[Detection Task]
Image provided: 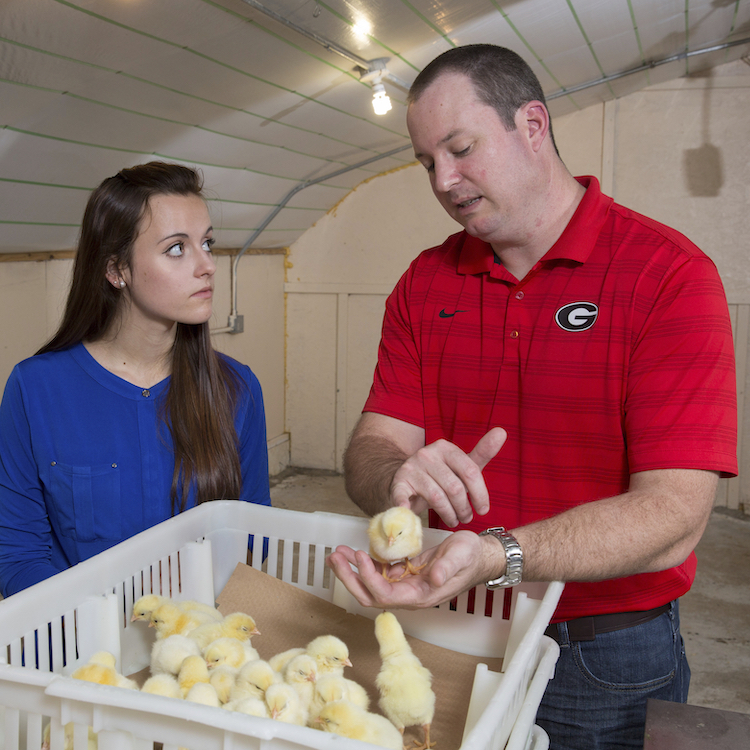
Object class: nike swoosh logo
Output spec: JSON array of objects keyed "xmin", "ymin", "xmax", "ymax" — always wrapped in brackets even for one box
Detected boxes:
[{"xmin": 439, "ymin": 309, "xmax": 467, "ymax": 318}]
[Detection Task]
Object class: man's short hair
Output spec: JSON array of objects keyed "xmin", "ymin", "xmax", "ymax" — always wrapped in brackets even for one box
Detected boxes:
[{"xmin": 408, "ymin": 44, "xmax": 553, "ymax": 139}]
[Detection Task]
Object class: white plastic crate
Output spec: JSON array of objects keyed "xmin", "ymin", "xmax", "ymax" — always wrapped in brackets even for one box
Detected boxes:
[{"xmin": 0, "ymin": 501, "xmax": 562, "ymax": 750}]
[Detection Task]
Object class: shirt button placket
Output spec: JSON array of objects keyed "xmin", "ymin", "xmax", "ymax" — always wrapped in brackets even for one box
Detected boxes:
[{"xmin": 509, "ymin": 287, "xmax": 524, "ymax": 340}]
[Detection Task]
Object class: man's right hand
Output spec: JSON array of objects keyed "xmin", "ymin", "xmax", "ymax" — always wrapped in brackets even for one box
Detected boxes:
[
  {"xmin": 390, "ymin": 427, "xmax": 507, "ymax": 526},
  {"xmin": 343, "ymin": 412, "xmax": 506, "ymax": 526}
]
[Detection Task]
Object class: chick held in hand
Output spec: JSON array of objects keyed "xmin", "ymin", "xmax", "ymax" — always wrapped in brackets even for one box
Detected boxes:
[
  {"xmin": 375, "ymin": 611, "xmax": 436, "ymax": 750},
  {"xmin": 315, "ymin": 700, "xmax": 403, "ymax": 750},
  {"xmin": 368, "ymin": 507, "xmax": 426, "ymax": 582}
]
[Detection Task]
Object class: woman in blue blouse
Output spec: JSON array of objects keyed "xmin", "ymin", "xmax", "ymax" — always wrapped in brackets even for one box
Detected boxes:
[{"xmin": 0, "ymin": 162, "xmax": 271, "ymax": 597}]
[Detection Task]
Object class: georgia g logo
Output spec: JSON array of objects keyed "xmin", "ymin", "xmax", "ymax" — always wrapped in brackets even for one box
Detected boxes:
[{"xmin": 555, "ymin": 302, "xmax": 599, "ymax": 332}]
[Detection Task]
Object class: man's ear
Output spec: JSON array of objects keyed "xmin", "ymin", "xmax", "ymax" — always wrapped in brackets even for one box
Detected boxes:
[{"xmin": 519, "ymin": 101, "xmax": 550, "ymax": 153}]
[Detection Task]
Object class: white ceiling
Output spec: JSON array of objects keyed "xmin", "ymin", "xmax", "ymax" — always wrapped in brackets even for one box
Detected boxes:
[{"xmin": 1, "ymin": 0, "xmax": 749, "ymax": 254}]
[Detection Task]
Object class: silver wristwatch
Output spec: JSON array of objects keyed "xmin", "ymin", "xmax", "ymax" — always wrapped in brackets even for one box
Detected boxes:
[{"xmin": 478, "ymin": 527, "xmax": 523, "ymax": 588}]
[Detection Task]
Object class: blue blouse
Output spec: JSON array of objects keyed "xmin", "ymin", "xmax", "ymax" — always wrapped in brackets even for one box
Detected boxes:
[{"xmin": 0, "ymin": 342, "xmax": 271, "ymax": 597}]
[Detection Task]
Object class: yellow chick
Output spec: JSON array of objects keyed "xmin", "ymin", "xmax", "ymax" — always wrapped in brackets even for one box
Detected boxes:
[
  {"xmin": 149, "ymin": 602, "xmax": 208, "ymax": 639},
  {"xmin": 268, "ymin": 646, "xmax": 305, "ymax": 674},
  {"xmin": 177, "ymin": 654, "xmax": 210, "ymax": 697},
  {"xmin": 141, "ymin": 673, "xmax": 183, "ymax": 700},
  {"xmin": 368, "ymin": 507, "xmax": 426, "ymax": 582},
  {"xmin": 188, "ymin": 612, "xmax": 260, "ymax": 651},
  {"xmin": 225, "ymin": 696, "xmax": 269, "ymax": 718},
  {"xmin": 209, "ymin": 664, "xmax": 238, "ymax": 704},
  {"xmin": 203, "ymin": 637, "xmax": 251, "ymax": 671},
  {"xmin": 229, "ymin": 659, "xmax": 280, "ymax": 703},
  {"xmin": 306, "ymin": 634, "xmax": 352, "ymax": 676},
  {"xmin": 315, "ymin": 700, "xmax": 402, "ymax": 750},
  {"xmin": 177, "ymin": 599, "xmax": 223, "ymax": 622},
  {"xmin": 185, "ymin": 682, "xmax": 221, "ymax": 707},
  {"xmin": 42, "ymin": 721, "xmax": 97, "ymax": 750},
  {"xmin": 375, "ymin": 611, "xmax": 435, "ymax": 750},
  {"xmin": 265, "ymin": 682, "xmax": 308, "ymax": 726},
  {"xmin": 131, "ymin": 594, "xmax": 168, "ymax": 622},
  {"xmin": 132, "ymin": 595, "xmax": 222, "ymax": 623},
  {"xmin": 310, "ymin": 673, "xmax": 370, "ymax": 723},
  {"xmin": 71, "ymin": 651, "xmax": 138, "ymax": 690},
  {"xmin": 308, "ymin": 674, "xmax": 369, "ymax": 729},
  {"xmin": 151, "ymin": 634, "xmax": 202, "ymax": 676},
  {"xmin": 283, "ymin": 654, "xmax": 318, "ymax": 709}
]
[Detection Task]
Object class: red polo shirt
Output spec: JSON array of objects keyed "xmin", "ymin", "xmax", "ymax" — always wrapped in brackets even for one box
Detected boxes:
[{"xmin": 364, "ymin": 176, "xmax": 737, "ymax": 621}]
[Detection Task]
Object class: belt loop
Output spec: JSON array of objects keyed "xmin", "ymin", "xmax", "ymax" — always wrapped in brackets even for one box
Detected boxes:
[
  {"xmin": 545, "ymin": 621, "xmax": 572, "ymax": 646},
  {"xmin": 559, "ymin": 621, "xmax": 574, "ymax": 645}
]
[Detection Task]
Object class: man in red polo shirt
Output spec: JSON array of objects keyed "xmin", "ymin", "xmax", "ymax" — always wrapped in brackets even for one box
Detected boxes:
[{"xmin": 326, "ymin": 44, "xmax": 737, "ymax": 749}]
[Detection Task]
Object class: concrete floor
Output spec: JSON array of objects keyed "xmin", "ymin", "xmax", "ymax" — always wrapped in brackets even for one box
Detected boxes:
[{"xmin": 270, "ymin": 469, "xmax": 750, "ymax": 715}]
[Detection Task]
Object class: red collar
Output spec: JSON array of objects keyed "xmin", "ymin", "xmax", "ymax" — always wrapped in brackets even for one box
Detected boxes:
[{"xmin": 457, "ymin": 176, "xmax": 613, "ymax": 275}]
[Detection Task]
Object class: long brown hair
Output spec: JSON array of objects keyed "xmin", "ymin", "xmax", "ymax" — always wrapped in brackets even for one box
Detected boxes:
[{"xmin": 37, "ymin": 161, "xmax": 242, "ymax": 511}]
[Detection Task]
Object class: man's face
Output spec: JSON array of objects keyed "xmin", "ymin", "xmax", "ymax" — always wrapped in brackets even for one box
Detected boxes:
[{"xmin": 407, "ymin": 72, "xmax": 536, "ymax": 250}]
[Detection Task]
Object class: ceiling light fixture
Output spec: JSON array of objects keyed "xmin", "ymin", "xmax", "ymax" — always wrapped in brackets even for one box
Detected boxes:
[
  {"xmin": 371, "ymin": 80, "xmax": 392, "ymax": 115},
  {"xmin": 358, "ymin": 58, "xmax": 395, "ymax": 115},
  {"xmin": 239, "ymin": 1, "xmax": 408, "ymax": 116}
]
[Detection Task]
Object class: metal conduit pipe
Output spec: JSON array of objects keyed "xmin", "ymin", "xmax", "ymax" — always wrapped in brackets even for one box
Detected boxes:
[
  {"xmin": 547, "ymin": 36, "xmax": 750, "ymax": 100},
  {"xmin": 212, "ymin": 142, "xmax": 412, "ymax": 334}
]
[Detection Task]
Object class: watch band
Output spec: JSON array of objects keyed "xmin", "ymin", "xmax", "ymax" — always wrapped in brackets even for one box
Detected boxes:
[{"xmin": 478, "ymin": 527, "xmax": 523, "ymax": 589}]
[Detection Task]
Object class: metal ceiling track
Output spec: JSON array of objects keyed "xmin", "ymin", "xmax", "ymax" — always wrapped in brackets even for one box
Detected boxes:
[{"xmin": 239, "ymin": 0, "xmax": 409, "ymax": 89}]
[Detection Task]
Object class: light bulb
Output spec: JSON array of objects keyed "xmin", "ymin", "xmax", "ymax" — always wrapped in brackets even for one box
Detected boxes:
[{"xmin": 372, "ymin": 83, "xmax": 392, "ymax": 115}]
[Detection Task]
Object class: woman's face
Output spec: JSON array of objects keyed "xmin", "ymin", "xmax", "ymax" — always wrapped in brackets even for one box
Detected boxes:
[{"xmin": 119, "ymin": 193, "xmax": 216, "ymax": 332}]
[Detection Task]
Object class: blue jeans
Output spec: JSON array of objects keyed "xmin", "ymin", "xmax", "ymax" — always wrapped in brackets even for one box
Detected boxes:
[{"xmin": 536, "ymin": 601, "xmax": 690, "ymax": 750}]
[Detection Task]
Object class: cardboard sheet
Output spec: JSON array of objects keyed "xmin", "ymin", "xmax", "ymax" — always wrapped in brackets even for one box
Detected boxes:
[{"xmin": 217, "ymin": 562, "xmax": 503, "ymax": 750}]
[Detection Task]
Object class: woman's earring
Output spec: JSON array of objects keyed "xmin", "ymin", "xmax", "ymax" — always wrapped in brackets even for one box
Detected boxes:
[{"xmin": 119, "ymin": 280, "xmax": 126, "ymax": 288}]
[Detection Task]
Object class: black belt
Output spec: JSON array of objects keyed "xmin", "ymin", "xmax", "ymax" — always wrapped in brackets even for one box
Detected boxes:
[{"xmin": 545, "ymin": 603, "xmax": 671, "ymax": 643}]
